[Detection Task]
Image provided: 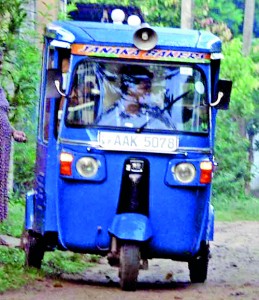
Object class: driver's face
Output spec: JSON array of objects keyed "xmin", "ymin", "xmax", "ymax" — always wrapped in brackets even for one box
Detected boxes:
[
  {"xmin": 128, "ymin": 80, "xmax": 151, "ymax": 99},
  {"xmin": 125, "ymin": 80, "xmax": 151, "ymax": 114}
]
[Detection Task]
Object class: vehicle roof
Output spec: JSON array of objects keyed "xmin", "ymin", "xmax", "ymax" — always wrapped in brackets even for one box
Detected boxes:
[{"xmin": 49, "ymin": 21, "xmax": 222, "ymax": 53}]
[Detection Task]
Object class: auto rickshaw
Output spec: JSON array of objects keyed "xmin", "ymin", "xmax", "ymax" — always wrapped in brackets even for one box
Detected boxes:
[{"xmin": 23, "ymin": 6, "xmax": 232, "ymax": 291}]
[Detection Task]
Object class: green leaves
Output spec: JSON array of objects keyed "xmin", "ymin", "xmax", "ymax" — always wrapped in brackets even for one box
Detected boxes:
[
  {"xmin": 194, "ymin": 0, "xmax": 243, "ymax": 35},
  {"xmin": 0, "ymin": 0, "xmax": 40, "ymax": 195},
  {"xmin": 72, "ymin": 0, "xmax": 181, "ymax": 27},
  {"xmin": 221, "ymin": 39, "xmax": 256, "ymax": 119},
  {"xmin": 213, "ymin": 38, "xmax": 257, "ymax": 202},
  {"xmin": 140, "ymin": 0, "xmax": 181, "ymax": 27},
  {"xmin": 0, "ymin": 0, "xmax": 28, "ymax": 47},
  {"xmin": 0, "ymin": 247, "xmax": 39, "ymax": 293},
  {"xmin": 213, "ymin": 113, "xmax": 251, "ymax": 202}
]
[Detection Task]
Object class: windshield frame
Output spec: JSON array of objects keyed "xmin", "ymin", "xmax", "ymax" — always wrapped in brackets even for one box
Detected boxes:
[{"xmin": 64, "ymin": 57, "xmax": 210, "ymax": 135}]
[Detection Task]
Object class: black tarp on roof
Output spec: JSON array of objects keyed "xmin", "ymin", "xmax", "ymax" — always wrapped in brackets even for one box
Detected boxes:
[{"xmin": 68, "ymin": 3, "xmax": 145, "ymax": 23}]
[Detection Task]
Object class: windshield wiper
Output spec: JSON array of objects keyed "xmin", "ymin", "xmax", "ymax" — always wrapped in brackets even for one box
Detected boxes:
[
  {"xmin": 135, "ymin": 90, "xmax": 191, "ymax": 133},
  {"xmin": 164, "ymin": 90, "xmax": 191, "ymax": 112}
]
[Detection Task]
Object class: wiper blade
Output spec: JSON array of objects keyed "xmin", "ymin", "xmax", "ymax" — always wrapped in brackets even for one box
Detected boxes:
[
  {"xmin": 135, "ymin": 90, "xmax": 190, "ymax": 133},
  {"xmin": 163, "ymin": 90, "xmax": 191, "ymax": 112}
]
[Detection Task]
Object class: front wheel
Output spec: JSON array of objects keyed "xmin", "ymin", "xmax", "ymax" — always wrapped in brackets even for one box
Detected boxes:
[
  {"xmin": 119, "ymin": 243, "xmax": 140, "ymax": 291},
  {"xmin": 188, "ymin": 241, "xmax": 210, "ymax": 283},
  {"xmin": 22, "ymin": 230, "xmax": 45, "ymax": 269}
]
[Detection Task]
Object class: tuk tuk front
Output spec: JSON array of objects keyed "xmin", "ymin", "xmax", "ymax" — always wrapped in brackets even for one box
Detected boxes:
[{"xmin": 24, "ymin": 9, "xmax": 232, "ymax": 291}]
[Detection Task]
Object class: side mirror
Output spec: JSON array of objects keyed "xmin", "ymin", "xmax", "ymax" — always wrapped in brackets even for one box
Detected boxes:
[
  {"xmin": 46, "ymin": 69, "xmax": 64, "ymax": 98},
  {"xmin": 210, "ymin": 79, "xmax": 232, "ymax": 110}
]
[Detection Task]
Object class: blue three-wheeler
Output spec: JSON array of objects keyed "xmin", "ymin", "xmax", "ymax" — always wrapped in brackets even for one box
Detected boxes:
[{"xmin": 23, "ymin": 7, "xmax": 232, "ymax": 291}]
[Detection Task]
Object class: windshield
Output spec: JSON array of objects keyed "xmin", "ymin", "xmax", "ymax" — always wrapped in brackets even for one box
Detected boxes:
[{"xmin": 65, "ymin": 59, "xmax": 209, "ymax": 133}]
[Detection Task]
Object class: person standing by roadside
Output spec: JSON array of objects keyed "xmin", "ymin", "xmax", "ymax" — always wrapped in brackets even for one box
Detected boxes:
[{"xmin": 0, "ymin": 50, "xmax": 27, "ymax": 234}]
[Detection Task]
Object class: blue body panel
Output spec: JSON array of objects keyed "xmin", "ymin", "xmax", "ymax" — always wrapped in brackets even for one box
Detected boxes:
[
  {"xmin": 25, "ymin": 192, "xmax": 34, "ymax": 230},
  {"xmin": 29, "ymin": 20, "xmax": 220, "ymax": 260},
  {"xmin": 55, "ymin": 146, "xmax": 212, "ymax": 257}
]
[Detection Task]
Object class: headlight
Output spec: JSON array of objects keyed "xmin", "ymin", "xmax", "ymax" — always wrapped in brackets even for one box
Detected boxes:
[
  {"xmin": 76, "ymin": 157, "xmax": 99, "ymax": 178},
  {"xmin": 173, "ymin": 163, "xmax": 196, "ymax": 183}
]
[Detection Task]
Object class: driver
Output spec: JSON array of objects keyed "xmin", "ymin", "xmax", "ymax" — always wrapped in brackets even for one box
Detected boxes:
[{"xmin": 97, "ymin": 65, "xmax": 174, "ymax": 130}]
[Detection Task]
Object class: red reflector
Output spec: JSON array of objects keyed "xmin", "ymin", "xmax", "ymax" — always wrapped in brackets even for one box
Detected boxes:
[
  {"xmin": 60, "ymin": 153, "xmax": 73, "ymax": 176},
  {"xmin": 200, "ymin": 161, "xmax": 213, "ymax": 184}
]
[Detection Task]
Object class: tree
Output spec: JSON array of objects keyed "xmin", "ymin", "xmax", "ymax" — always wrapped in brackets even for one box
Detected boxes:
[
  {"xmin": 67, "ymin": 0, "xmax": 181, "ymax": 27},
  {"xmin": 194, "ymin": 0, "xmax": 243, "ymax": 36},
  {"xmin": 193, "ymin": 0, "xmax": 258, "ymax": 196},
  {"xmin": 213, "ymin": 39, "xmax": 257, "ymax": 201},
  {"xmin": 181, "ymin": 0, "xmax": 194, "ymax": 29},
  {"xmin": 242, "ymin": 0, "xmax": 255, "ymax": 56},
  {"xmin": 241, "ymin": 0, "xmax": 257, "ymax": 193}
]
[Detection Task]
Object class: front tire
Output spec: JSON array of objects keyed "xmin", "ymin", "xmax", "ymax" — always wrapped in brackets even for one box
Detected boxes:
[
  {"xmin": 119, "ymin": 243, "xmax": 140, "ymax": 291},
  {"xmin": 22, "ymin": 230, "xmax": 45, "ymax": 269},
  {"xmin": 188, "ymin": 241, "xmax": 210, "ymax": 283}
]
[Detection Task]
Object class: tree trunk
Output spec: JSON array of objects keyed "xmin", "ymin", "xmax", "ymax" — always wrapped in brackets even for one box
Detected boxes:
[
  {"xmin": 181, "ymin": 0, "xmax": 194, "ymax": 29},
  {"xmin": 242, "ymin": 0, "xmax": 255, "ymax": 56},
  {"xmin": 242, "ymin": 0, "xmax": 255, "ymax": 193}
]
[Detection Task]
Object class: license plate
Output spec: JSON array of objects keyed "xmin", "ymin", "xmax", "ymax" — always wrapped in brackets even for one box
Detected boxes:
[{"xmin": 98, "ymin": 131, "xmax": 179, "ymax": 153}]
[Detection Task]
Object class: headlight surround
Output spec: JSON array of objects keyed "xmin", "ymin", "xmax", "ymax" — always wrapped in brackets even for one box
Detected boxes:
[
  {"xmin": 173, "ymin": 163, "xmax": 196, "ymax": 184},
  {"xmin": 76, "ymin": 157, "xmax": 99, "ymax": 178}
]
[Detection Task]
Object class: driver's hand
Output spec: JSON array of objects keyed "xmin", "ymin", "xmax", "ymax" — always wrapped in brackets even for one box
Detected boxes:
[{"xmin": 12, "ymin": 130, "xmax": 27, "ymax": 143}]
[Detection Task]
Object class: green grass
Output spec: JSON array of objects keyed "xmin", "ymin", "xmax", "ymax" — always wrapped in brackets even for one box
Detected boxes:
[
  {"xmin": 214, "ymin": 197, "xmax": 259, "ymax": 221},
  {"xmin": 0, "ymin": 197, "xmax": 25, "ymax": 237},
  {"xmin": 0, "ymin": 246, "xmax": 98, "ymax": 293},
  {"xmin": 0, "ymin": 246, "xmax": 41, "ymax": 293},
  {"xmin": 42, "ymin": 251, "xmax": 99, "ymax": 277}
]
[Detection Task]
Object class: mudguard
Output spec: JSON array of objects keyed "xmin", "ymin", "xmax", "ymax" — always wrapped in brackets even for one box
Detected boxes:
[
  {"xmin": 109, "ymin": 213, "xmax": 152, "ymax": 242},
  {"xmin": 25, "ymin": 191, "xmax": 35, "ymax": 230},
  {"xmin": 207, "ymin": 204, "xmax": 214, "ymax": 241}
]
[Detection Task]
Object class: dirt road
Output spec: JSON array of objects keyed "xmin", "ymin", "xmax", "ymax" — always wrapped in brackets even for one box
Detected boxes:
[{"xmin": 1, "ymin": 221, "xmax": 259, "ymax": 300}]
